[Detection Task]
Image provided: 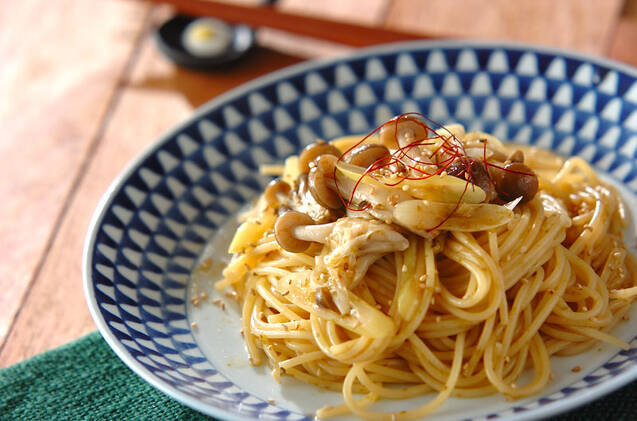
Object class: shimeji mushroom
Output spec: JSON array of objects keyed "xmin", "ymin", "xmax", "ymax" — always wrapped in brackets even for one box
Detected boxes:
[
  {"xmin": 379, "ymin": 114, "xmax": 429, "ymax": 149},
  {"xmin": 298, "ymin": 140, "xmax": 340, "ymax": 174},
  {"xmin": 343, "ymin": 143, "xmax": 391, "ymax": 169},
  {"xmin": 489, "ymin": 162, "xmax": 539, "ymax": 203},
  {"xmin": 274, "ymin": 210, "xmax": 336, "ymax": 252},
  {"xmin": 308, "ymin": 154, "xmax": 343, "ymax": 210},
  {"xmin": 264, "ymin": 179, "xmax": 291, "ymax": 206}
]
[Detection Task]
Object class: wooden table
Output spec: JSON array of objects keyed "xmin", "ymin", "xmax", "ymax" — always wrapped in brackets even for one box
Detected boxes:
[{"xmin": 1, "ymin": 0, "xmax": 637, "ymax": 368}]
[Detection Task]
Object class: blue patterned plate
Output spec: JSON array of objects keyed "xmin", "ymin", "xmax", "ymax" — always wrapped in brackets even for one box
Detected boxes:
[{"xmin": 83, "ymin": 41, "xmax": 637, "ymax": 420}]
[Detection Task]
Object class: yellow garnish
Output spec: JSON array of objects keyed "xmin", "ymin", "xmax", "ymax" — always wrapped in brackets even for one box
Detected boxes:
[
  {"xmin": 228, "ymin": 209, "xmax": 276, "ymax": 253},
  {"xmin": 192, "ymin": 25, "xmax": 217, "ymax": 41}
]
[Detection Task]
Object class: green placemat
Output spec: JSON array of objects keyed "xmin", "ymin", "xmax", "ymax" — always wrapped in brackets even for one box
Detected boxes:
[{"xmin": 0, "ymin": 332, "xmax": 635, "ymax": 420}]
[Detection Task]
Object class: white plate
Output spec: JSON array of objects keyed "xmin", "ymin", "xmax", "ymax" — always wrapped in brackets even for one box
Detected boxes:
[{"xmin": 84, "ymin": 41, "xmax": 637, "ymax": 420}]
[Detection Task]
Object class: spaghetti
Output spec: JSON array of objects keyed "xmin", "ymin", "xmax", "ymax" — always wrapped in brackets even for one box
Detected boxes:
[{"xmin": 213, "ymin": 114, "xmax": 637, "ymax": 420}]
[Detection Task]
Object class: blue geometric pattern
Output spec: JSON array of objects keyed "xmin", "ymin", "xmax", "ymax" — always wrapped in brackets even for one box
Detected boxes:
[{"xmin": 84, "ymin": 41, "xmax": 637, "ymax": 420}]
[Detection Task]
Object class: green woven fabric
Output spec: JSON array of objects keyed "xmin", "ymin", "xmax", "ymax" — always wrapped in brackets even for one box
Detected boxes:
[
  {"xmin": 0, "ymin": 331, "xmax": 635, "ymax": 420},
  {"xmin": 0, "ymin": 332, "xmax": 208, "ymax": 421}
]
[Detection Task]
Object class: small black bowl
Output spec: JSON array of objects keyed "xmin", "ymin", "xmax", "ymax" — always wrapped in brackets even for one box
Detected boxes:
[{"xmin": 155, "ymin": 15, "xmax": 255, "ymax": 71}]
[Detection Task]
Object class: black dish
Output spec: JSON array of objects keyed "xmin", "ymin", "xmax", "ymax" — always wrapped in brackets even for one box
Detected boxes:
[{"xmin": 155, "ymin": 15, "xmax": 255, "ymax": 71}]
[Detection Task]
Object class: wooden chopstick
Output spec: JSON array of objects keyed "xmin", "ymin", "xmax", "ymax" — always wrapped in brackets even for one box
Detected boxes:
[{"xmin": 148, "ymin": 0, "xmax": 430, "ymax": 47}]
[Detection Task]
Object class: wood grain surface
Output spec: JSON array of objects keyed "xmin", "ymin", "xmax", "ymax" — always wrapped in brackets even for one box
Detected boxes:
[
  {"xmin": 1, "ymin": 0, "xmax": 636, "ymax": 367},
  {"xmin": 609, "ymin": 5, "xmax": 637, "ymax": 67},
  {"xmin": 0, "ymin": 4, "xmax": 302, "ymax": 365},
  {"xmin": 384, "ymin": 0, "xmax": 624, "ymax": 54},
  {"xmin": 0, "ymin": 0, "xmax": 150, "ymax": 353}
]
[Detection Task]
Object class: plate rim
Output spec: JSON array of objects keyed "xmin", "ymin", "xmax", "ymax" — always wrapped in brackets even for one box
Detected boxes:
[{"xmin": 83, "ymin": 39, "xmax": 637, "ymax": 421}]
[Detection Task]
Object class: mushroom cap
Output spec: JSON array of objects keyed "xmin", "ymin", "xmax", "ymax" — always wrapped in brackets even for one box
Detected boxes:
[
  {"xmin": 298, "ymin": 140, "xmax": 341, "ymax": 174},
  {"xmin": 308, "ymin": 154, "xmax": 343, "ymax": 210},
  {"xmin": 379, "ymin": 115, "xmax": 428, "ymax": 149},
  {"xmin": 492, "ymin": 162, "xmax": 538, "ymax": 203},
  {"xmin": 274, "ymin": 210, "xmax": 314, "ymax": 252},
  {"xmin": 344, "ymin": 143, "xmax": 390, "ymax": 169},
  {"xmin": 467, "ymin": 159, "xmax": 497, "ymax": 202},
  {"xmin": 264, "ymin": 179, "xmax": 291, "ymax": 206}
]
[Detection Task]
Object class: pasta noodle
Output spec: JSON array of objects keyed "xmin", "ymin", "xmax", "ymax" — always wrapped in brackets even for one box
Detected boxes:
[{"xmin": 211, "ymin": 114, "xmax": 637, "ymax": 420}]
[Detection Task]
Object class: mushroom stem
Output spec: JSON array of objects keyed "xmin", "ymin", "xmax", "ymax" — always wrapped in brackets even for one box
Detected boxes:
[{"xmin": 293, "ymin": 222, "xmax": 335, "ymax": 244}]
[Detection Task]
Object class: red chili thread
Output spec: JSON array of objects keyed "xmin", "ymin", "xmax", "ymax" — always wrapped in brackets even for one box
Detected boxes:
[
  {"xmin": 334, "ymin": 113, "xmax": 470, "ymax": 214},
  {"xmin": 331, "ymin": 113, "xmax": 528, "ymax": 228}
]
